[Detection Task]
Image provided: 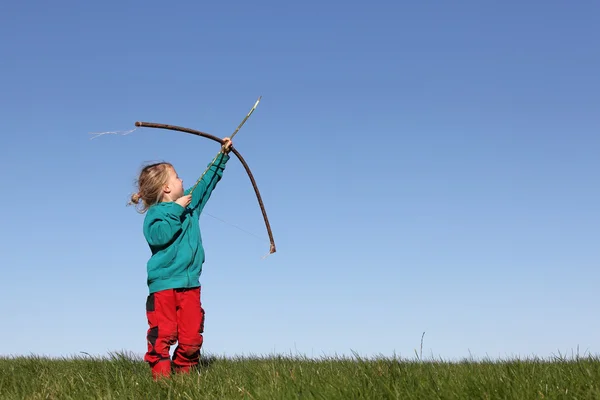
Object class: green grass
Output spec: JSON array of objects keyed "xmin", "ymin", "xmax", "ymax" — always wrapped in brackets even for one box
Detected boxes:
[{"xmin": 2, "ymin": 352, "xmax": 600, "ymax": 399}]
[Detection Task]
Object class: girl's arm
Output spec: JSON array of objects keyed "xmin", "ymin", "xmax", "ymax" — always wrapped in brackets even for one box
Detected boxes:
[
  {"xmin": 143, "ymin": 203, "xmax": 186, "ymax": 247},
  {"xmin": 185, "ymin": 151, "xmax": 230, "ymax": 215}
]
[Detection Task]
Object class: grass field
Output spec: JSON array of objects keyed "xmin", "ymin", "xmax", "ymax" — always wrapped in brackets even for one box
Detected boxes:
[{"xmin": 1, "ymin": 352, "xmax": 600, "ymax": 399}]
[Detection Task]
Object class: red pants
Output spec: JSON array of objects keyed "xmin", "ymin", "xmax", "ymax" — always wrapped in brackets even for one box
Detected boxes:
[{"xmin": 144, "ymin": 287, "xmax": 205, "ymax": 379}]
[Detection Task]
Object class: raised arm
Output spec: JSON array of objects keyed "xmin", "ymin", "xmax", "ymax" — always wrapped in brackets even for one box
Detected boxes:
[{"xmin": 185, "ymin": 151, "xmax": 230, "ymax": 215}]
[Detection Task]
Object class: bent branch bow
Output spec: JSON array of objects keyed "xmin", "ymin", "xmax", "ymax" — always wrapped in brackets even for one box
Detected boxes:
[{"xmin": 134, "ymin": 121, "xmax": 276, "ymax": 255}]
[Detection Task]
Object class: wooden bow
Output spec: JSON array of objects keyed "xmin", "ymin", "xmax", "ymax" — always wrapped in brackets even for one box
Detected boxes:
[{"xmin": 134, "ymin": 101, "xmax": 276, "ymax": 254}]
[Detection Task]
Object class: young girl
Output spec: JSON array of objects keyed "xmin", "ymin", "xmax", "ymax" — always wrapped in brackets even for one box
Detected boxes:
[{"xmin": 129, "ymin": 138, "xmax": 233, "ymax": 380}]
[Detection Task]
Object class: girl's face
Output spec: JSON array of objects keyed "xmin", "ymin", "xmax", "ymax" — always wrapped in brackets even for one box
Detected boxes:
[{"xmin": 165, "ymin": 166, "xmax": 184, "ymax": 200}]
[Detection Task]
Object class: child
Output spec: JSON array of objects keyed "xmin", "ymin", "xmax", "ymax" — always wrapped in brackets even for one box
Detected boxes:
[{"xmin": 129, "ymin": 137, "xmax": 233, "ymax": 380}]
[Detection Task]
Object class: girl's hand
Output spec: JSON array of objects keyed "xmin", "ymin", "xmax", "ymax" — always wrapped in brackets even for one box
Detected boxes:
[
  {"xmin": 176, "ymin": 194, "xmax": 192, "ymax": 208},
  {"xmin": 221, "ymin": 137, "xmax": 232, "ymax": 154}
]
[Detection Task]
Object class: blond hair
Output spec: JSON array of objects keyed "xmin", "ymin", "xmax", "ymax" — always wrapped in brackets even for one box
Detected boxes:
[{"xmin": 129, "ymin": 162, "xmax": 173, "ymax": 213}]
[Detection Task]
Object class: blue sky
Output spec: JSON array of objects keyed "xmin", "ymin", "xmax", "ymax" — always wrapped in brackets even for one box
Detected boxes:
[{"xmin": 1, "ymin": 0, "xmax": 599, "ymax": 361}]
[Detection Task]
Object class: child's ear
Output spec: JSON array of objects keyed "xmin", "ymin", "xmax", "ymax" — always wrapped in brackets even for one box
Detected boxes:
[{"xmin": 163, "ymin": 184, "xmax": 171, "ymax": 194}]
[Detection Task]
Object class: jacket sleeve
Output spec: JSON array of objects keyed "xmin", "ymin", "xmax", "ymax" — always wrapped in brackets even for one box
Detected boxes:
[
  {"xmin": 143, "ymin": 203, "xmax": 186, "ymax": 247},
  {"xmin": 186, "ymin": 152, "xmax": 230, "ymax": 215}
]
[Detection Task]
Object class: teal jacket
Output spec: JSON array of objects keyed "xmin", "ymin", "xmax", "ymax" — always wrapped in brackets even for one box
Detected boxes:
[{"xmin": 143, "ymin": 152, "xmax": 230, "ymax": 294}]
